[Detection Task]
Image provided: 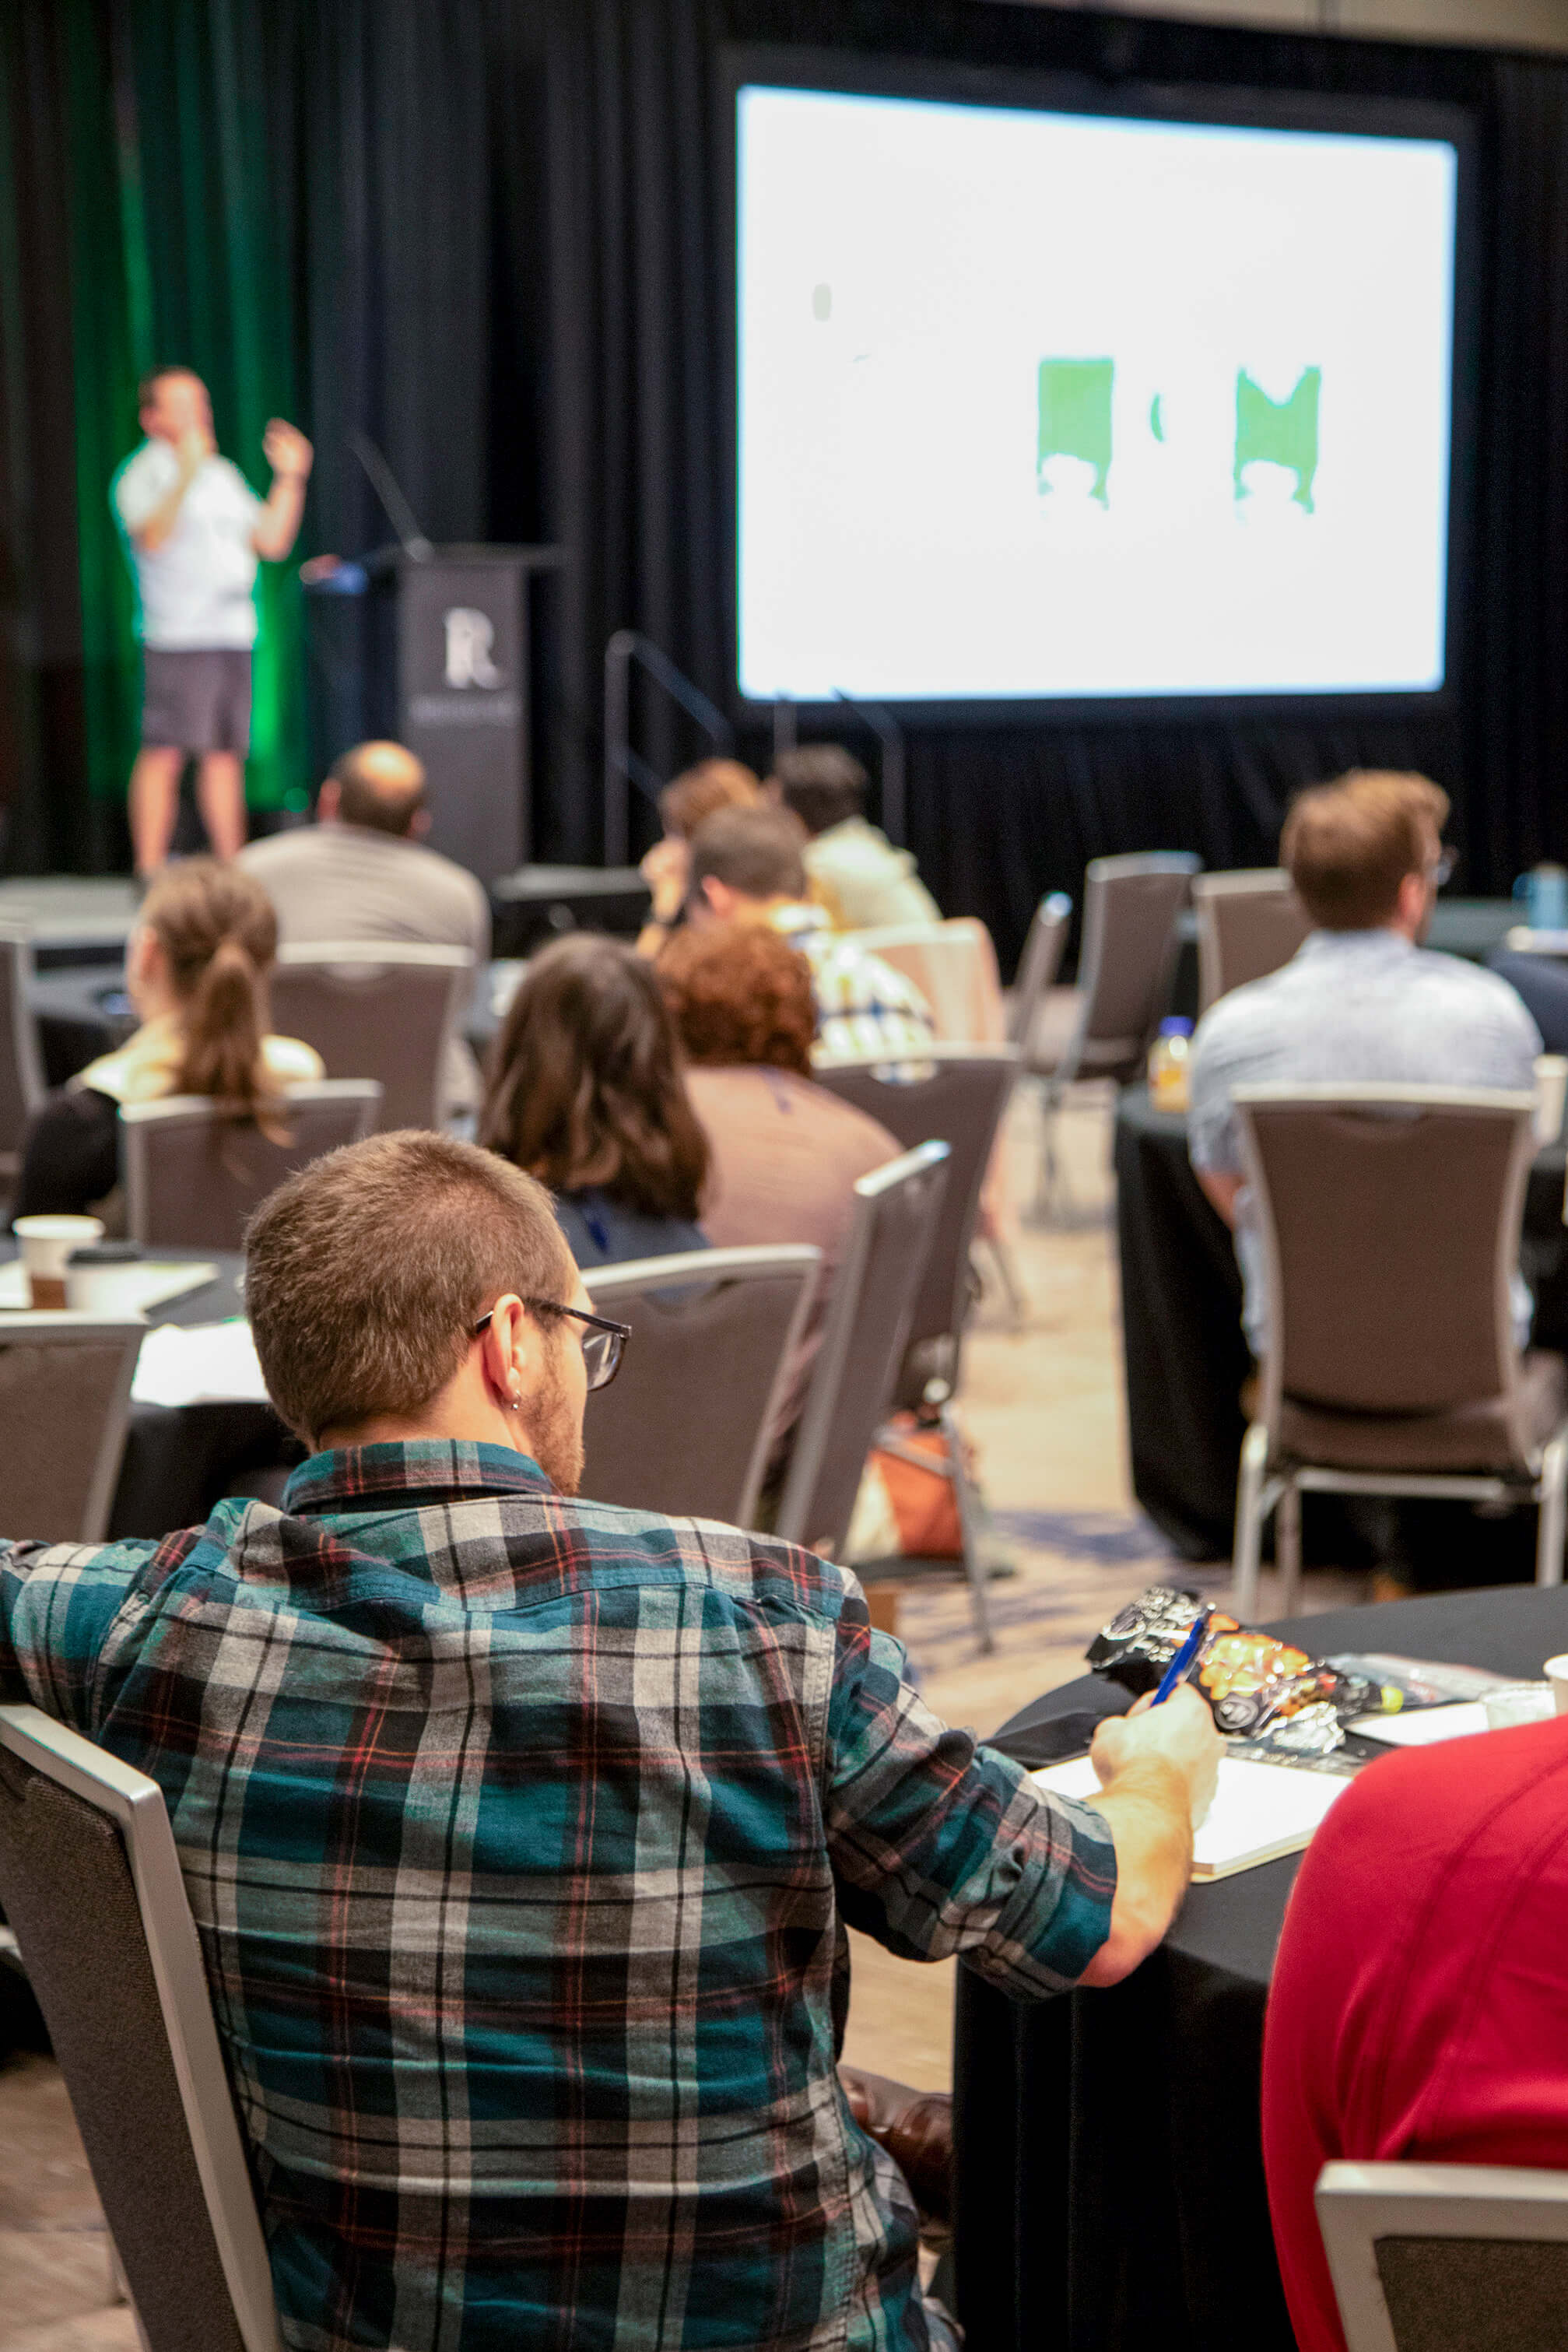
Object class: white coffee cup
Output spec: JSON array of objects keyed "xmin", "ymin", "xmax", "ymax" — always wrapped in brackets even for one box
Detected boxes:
[
  {"xmin": 1535, "ymin": 1055, "xmax": 1568, "ymax": 1146},
  {"xmin": 13, "ymin": 1215, "xmax": 104, "ymax": 1310},
  {"xmin": 1543, "ymin": 1655, "xmax": 1568, "ymax": 1715}
]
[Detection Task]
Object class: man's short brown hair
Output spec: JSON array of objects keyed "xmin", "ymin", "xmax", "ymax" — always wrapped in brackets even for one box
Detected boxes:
[
  {"xmin": 686, "ymin": 806, "xmax": 809, "ymax": 905},
  {"xmin": 1280, "ymin": 770, "xmax": 1452, "ymax": 931},
  {"xmin": 657, "ymin": 922, "xmax": 816, "ymax": 1076},
  {"xmin": 244, "ymin": 1131, "xmax": 575, "ymax": 1445}
]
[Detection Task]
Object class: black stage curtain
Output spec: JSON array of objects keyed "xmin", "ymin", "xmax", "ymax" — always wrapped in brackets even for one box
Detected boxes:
[{"xmin": 5, "ymin": 0, "xmax": 1568, "ymax": 963}]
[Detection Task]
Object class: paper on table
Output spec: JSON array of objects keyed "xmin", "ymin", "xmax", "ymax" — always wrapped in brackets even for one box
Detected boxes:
[
  {"xmin": 1031, "ymin": 1753, "xmax": 1351, "ymax": 1880},
  {"xmin": 131, "ymin": 1320, "xmax": 271, "ymax": 1409},
  {"xmin": 1348, "ymin": 1701, "xmax": 1491, "ymax": 1746},
  {"xmin": 0, "ymin": 1261, "xmax": 218, "ymax": 1316}
]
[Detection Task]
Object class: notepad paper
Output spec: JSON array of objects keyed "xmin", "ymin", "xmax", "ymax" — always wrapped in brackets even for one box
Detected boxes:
[
  {"xmin": 1346, "ymin": 1701, "xmax": 1492, "ymax": 1746},
  {"xmin": 1030, "ymin": 1753, "xmax": 1352, "ymax": 1880},
  {"xmin": 131, "ymin": 1320, "xmax": 271, "ymax": 1409}
]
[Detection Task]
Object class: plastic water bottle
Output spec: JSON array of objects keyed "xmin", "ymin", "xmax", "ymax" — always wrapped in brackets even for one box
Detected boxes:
[{"xmin": 1148, "ymin": 1016, "xmax": 1194, "ymax": 1114}]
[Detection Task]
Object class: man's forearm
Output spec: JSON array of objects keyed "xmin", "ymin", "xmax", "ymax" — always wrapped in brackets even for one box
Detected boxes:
[
  {"xmin": 136, "ymin": 465, "xmax": 199, "ymax": 554},
  {"xmin": 1077, "ymin": 1757, "xmax": 1194, "ymax": 1986},
  {"xmin": 253, "ymin": 475, "xmax": 306, "ymax": 561}
]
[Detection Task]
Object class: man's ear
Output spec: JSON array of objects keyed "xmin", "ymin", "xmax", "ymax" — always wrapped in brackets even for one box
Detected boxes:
[
  {"xmin": 409, "ymin": 807, "xmax": 431, "ymax": 839},
  {"xmin": 317, "ymin": 780, "xmax": 340, "ymax": 823}
]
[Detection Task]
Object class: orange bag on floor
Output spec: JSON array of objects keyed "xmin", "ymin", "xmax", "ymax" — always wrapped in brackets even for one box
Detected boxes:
[{"xmin": 845, "ymin": 1411, "xmax": 969, "ymax": 1562}]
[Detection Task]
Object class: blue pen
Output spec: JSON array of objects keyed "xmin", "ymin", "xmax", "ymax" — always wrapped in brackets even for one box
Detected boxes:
[{"xmin": 1152, "ymin": 1608, "xmax": 1211, "ymax": 1706}]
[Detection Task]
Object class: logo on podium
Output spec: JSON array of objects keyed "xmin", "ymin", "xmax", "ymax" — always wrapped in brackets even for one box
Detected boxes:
[{"xmin": 443, "ymin": 607, "xmax": 503, "ymax": 689}]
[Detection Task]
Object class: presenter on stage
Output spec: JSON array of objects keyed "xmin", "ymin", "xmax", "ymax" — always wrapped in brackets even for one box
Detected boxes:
[{"xmin": 112, "ymin": 368, "xmax": 311, "ymax": 876}]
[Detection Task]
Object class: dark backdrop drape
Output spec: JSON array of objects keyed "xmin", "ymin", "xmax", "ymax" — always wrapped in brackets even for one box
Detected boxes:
[{"xmin": 4, "ymin": 0, "xmax": 1568, "ymax": 963}]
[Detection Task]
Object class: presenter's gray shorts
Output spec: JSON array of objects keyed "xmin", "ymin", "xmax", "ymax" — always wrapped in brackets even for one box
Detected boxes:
[{"xmin": 139, "ymin": 647, "xmax": 252, "ymax": 755}]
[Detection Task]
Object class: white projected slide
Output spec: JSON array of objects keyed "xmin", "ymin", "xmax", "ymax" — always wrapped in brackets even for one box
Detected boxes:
[{"xmin": 736, "ymin": 83, "xmax": 1458, "ymax": 702}]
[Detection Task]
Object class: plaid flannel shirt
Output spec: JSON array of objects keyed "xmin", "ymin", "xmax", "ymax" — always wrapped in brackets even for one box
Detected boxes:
[
  {"xmin": 769, "ymin": 904, "xmax": 938, "ymax": 1072},
  {"xmin": 0, "ymin": 1441, "xmax": 1114, "ymax": 2351}
]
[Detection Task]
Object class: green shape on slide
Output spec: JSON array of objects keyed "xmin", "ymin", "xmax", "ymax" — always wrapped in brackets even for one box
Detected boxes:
[
  {"xmin": 1038, "ymin": 358, "xmax": 1114, "ymax": 505},
  {"xmin": 1234, "ymin": 367, "xmax": 1321, "ymax": 512},
  {"xmin": 1149, "ymin": 394, "xmax": 1165, "ymax": 443}
]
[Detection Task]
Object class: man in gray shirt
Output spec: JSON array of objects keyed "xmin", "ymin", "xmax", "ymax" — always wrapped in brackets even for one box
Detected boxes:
[
  {"xmin": 238, "ymin": 741, "xmax": 490, "ymax": 1113},
  {"xmin": 1188, "ymin": 769, "xmax": 1542, "ymax": 1354}
]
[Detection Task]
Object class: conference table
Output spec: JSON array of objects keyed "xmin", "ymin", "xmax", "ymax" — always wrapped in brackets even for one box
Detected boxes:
[
  {"xmin": 951, "ymin": 1582, "xmax": 1568, "ymax": 2352},
  {"xmin": 0, "ymin": 1244, "xmax": 300, "ymax": 1540},
  {"xmin": 1116, "ymin": 1084, "xmax": 1568, "ymax": 1560}
]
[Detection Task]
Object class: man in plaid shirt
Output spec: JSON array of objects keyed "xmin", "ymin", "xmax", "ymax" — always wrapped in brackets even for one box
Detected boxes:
[
  {"xmin": 0, "ymin": 1134, "xmax": 1217, "ymax": 2350},
  {"xmin": 684, "ymin": 806, "xmax": 938, "ymax": 1072}
]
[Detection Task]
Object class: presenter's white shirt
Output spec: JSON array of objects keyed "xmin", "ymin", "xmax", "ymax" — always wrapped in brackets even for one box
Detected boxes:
[{"xmin": 113, "ymin": 440, "xmax": 263, "ymax": 649}]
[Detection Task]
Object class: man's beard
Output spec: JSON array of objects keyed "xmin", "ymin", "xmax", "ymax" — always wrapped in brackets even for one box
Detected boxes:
[{"xmin": 528, "ymin": 1343, "xmax": 586, "ymax": 1497}]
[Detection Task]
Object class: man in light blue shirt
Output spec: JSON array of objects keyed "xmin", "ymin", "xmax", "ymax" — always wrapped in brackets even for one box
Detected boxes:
[{"xmin": 1188, "ymin": 770, "xmax": 1542, "ymax": 1355}]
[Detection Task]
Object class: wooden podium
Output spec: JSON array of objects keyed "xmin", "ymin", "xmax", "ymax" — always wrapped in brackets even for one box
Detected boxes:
[{"xmin": 362, "ymin": 544, "xmax": 563, "ymax": 881}]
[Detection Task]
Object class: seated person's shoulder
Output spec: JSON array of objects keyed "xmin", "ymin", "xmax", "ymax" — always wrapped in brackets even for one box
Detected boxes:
[{"xmin": 262, "ymin": 1034, "xmax": 327, "ymax": 1084}]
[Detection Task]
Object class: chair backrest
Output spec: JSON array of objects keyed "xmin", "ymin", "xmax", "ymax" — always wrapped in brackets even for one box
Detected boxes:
[
  {"xmin": 0, "ymin": 1703, "xmax": 284, "ymax": 2352},
  {"xmin": 0, "ymin": 1314, "xmax": 143, "ymax": 1543},
  {"xmin": 813, "ymin": 1044, "xmax": 1019, "ymax": 1398},
  {"xmin": 1192, "ymin": 869, "xmax": 1310, "ymax": 1012},
  {"xmin": 1317, "ymin": 2157, "xmax": 1568, "ymax": 2352},
  {"xmin": 840, "ymin": 919, "xmax": 1005, "ymax": 1045},
  {"xmin": 1008, "ymin": 892, "xmax": 1073, "ymax": 1048},
  {"xmin": 581, "ymin": 1244, "xmax": 821, "ymax": 1525},
  {"xmin": 1065, "ymin": 852, "xmax": 1201, "ymax": 1079},
  {"xmin": 773, "ymin": 1143, "xmax": 951, "ymax": 1557},
  {"xmin": 0, "ymin": 921, "xmax": 45, "ymax": 1174},
  {"xmin": 121, "ymin": 1081, "xmax": 383, "ymax": 1248},
  {"xmin": 1236, "ymin": 1085, "xmax": 1538, "ymax": 1432},
  {"xmin": 268, "ymin": 943, "xmax": 474, "ymax": 1131}
]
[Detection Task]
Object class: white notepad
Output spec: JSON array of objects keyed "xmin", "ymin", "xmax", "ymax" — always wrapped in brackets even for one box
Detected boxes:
[
  {"xmin": 1347, "ymin": 1701, "xmax": 1492, "ymax": 1747},
  {"xmin": 1031, "ymin": 1753, "xmax": 1352, "ymax": 1880},
  {"xmin": 131, "ymin": 1320, "xmax": 270, "ymax": 1409}
]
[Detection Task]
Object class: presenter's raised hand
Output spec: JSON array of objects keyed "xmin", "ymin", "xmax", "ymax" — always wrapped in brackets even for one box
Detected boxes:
[{"xmin": 263, "ymin": 419, "xmax": 314, "ymax": 481}]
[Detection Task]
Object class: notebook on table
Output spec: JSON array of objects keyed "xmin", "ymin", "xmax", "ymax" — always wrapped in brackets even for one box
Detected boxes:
[{"xmin": 1030, "ymin": 1752, "xmax": 1352, "ymax": 1880}]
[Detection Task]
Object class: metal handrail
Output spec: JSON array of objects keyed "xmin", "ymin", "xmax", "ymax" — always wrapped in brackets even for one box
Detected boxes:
[
  {"xmin": 602, "ymin": 631, "xmax": 735, "ymax": 865},
  {"xmin": 832, "ymin": 690, "xmax": 907, "ymax": 848}
]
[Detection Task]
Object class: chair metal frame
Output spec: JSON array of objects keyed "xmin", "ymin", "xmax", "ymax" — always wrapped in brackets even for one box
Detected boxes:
[
  {"xmin": 0, "ymin": 921, "xmax": 46, "ymax": 1182},
  {"xmin": 0, "ymin": 1702, "xmax": 286, "ymax": 2352},
  {"xmin": 1191, "ymin": 867, "xmax": 1308, "ymax": 1014},
  {"xmin": 1007, "ymin": 891, "xmax": 1073, "ymax": 1052},
  {"xmin": 773, "ymin": 1142, "xmax": 951, "ymax": 1556},
  {"xmin": 121, "ymin": 1081, "xmax": 383, "ymax": 1246},
  {"xmin": 582, "ymin": 1244, "xmax": 823, "ymax": 1530},
  {"xmin": 1033, "ymin": 853, "xmax": 1200, "ymax": 1219},
  {"xmin": 271, "ymin": 942, "xmax": 475, "ymax": 1132},
  {"xmin": 1232, "ymin": 1083, "xmax": 1568, "ymax": 1616},
  {"xmin": 0, "ymin": 1312, "xmax": 145, "ymax": 1543},
  {"xmin": 1317, "ymin": 2157, "xmax": 1568, "ymax": 2352}
]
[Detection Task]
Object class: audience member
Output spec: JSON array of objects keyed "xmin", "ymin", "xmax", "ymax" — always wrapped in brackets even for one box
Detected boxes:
[
  {"xmin": 1264, "ymin": 1717, "xmax": 1568, "ymax": 2352},
  {"xmin": 658, "ymin": 921, "xmax": 903, "ymax": 1441},
  {"xmin": 480, "ymin": 932, "xmax": 708, "ymax": 1267},
  {"xmin": 0, "ymin": 1129, "xmax": 1219, "ymax": 2350},
  {"xmin": 684, "ymin": 804, "xmax": 937, "ymax": 1069},
  {"xmin": 1489, "ymin": 941, "xmax": 1568, "ymax": 1054},
  {"xmin": 237, "ymin": 740, "xmax": 489, "ymax": 1115},
  {"xmin": 14, "ymin": 858, "xmax": 321, "ymax": 1224},
  {"xmin": 637, "ymin": 755, "xmax": 761, "ymax": 953},
  {"xmin": 770, "ymin": 742, "xmax": 940, "ymax": 929},
  {"xmin": 1187, "ymin": 770, "xmax": 1541, "ymax": 1355}
]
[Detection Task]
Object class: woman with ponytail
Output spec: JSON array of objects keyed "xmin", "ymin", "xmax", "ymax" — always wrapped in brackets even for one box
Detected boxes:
[{"xmin": 14, "ymin": 858, "xmax": 322, "ymax": 1223}]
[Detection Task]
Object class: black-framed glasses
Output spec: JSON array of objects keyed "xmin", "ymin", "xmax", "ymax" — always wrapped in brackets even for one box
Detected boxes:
[{"xmin": 472, "ymin": 1299, "xmax": 632, "ymax": 1393}]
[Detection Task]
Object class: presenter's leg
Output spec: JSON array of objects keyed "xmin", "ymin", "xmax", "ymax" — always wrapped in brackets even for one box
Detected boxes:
[
  {"xmin": 196, "ymin": 648, "xmax": 253, "ymax": 859},
  {"xmin": 129, "ymin": 748, "xmax": 184, "ymax": 877},
  {"xmin": 131, "ymin": 647, "xmax": 191, "ymax": 876}
]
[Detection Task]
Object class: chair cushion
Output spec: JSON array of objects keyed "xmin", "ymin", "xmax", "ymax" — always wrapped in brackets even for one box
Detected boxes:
[{"xmin": 1277, "ymin": 1350, "xmax": 1568, "ymax": 1475}]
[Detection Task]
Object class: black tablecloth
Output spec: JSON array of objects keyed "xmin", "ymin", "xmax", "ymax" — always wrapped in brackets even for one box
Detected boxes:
[
  {"xmin": 1116, "ymin": 1086, "xmax": 1568, "ymax": 1559},
  {"xmin": 0, "ymin": 1244, "xmax": 299, "ymax": 1539},
  {"xmin": 952, "ymin": 1584, "xmax": 1568, "ymax": 2352}
]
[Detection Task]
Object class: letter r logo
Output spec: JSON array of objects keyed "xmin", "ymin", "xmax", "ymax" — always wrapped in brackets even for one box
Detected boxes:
[{"xmin": 443, "ymin": 607, "xmax": 502, "ymax": 689}]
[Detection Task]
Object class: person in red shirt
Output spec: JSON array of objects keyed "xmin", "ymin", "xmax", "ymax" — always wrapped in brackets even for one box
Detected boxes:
[{"xmin": 1262, "ymin": 1718, "xmax": 1568, "ymax": 2352}]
